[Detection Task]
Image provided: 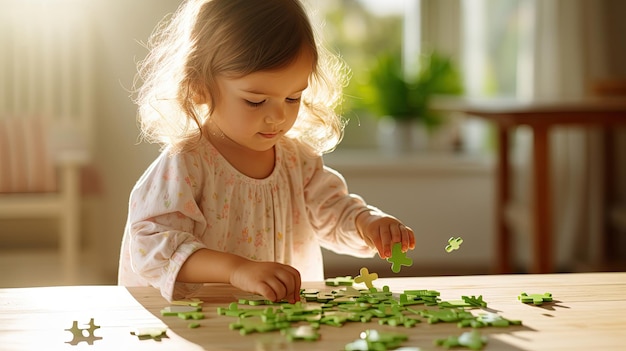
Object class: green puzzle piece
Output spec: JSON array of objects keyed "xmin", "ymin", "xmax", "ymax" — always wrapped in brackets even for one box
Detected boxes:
[
  {"xmin": 435, "ymin": 330, "xmax": 488, "ymax": 350},
  {"xmin": 518, "ymin": 292, "xmax": 553, "ymax": 305},
  {"xmin": 386, "ymin": 243, "xmax": 413, "ymax": 273},
  {"xmin": 354, "ymin": 267, "xmax": 378, "ymax": 288},
  {"xmin": 445, "ymin": 237, "xmax": 463, "ymax": 252}
]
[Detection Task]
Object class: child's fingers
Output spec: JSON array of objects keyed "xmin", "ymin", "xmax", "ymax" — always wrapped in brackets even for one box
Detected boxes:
[
  {"xmin": 379, "ymin": 226, "xmax": 393, "ymax": 258},
  {"xmin": 400, "ymin": 224, "xmax": 415, "ymax": 250},
  {"xmin": 390, "ymin": 223, "xmax": 403, "ymax": 245}
]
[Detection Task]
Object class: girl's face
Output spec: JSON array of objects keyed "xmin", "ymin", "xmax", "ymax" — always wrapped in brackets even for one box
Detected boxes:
[{"xmin": 208, "ymin": 50, "xmax": 314, "ymax": 154}]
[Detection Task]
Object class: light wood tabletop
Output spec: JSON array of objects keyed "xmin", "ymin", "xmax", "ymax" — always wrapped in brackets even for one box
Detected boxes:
[{"xmin": 1, "ymin": 272, "xmax": 624, "ymax": 350}]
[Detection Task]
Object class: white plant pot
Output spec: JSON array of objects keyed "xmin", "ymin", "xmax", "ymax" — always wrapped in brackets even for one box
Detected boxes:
[{"xmin": 376, "ymin": 118, "xmax": 428, "ymax": 154}]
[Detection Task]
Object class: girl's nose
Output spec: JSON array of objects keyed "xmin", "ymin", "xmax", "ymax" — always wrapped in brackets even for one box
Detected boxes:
[{"xmin": 264, "ymin": 105, "xmax": 287, "ymax": 124}]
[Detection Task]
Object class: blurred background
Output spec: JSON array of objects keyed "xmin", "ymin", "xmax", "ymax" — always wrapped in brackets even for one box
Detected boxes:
[{"xmin": 0, "ymin": 0, "xmax": 624, "ymax": 287}]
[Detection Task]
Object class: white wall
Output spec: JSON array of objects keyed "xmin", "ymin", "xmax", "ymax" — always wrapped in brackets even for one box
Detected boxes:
[{"xmin": 89, "ymin": 1, "xmax": 181, "ymax": 279}]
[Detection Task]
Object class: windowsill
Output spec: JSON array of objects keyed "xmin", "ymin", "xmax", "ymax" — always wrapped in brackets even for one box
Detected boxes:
[{"xmin": 323, "ymin": 148, "xmax": 494, "ymax": 175}]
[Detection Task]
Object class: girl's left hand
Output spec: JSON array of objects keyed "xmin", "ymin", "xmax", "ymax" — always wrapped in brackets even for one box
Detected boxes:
[{"xmin": 356, "ymin": 210, "xmax": 415, "ymax": 259}]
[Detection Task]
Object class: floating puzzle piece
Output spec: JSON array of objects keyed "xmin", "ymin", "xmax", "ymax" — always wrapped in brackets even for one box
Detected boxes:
[
  {"xmin": 386, "ymin": 242, "xmax": 413, "ymax": 273},
  {"xmin": 354, "ymin": 267, "xmax": 378, "ymax": 289},
  {"xmin": 435, "ymin": 330, "xmax": 488, "ymax": 350},
  {"xmin": 445, "ymin": 237, "xmax": 463, "ymax": 252},
  {"xmin": 65, "ymin": 318, "xmax": 102, "ymax": 345},
  {"xmin": 325, "ymin": 276, "xmax": 355, "ymax": 286},
  {"xmin": 518, "ymin": 292, "xmax": 553, "ymax": 306}
]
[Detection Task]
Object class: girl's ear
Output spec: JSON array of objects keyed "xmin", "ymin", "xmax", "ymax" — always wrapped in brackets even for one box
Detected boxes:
[{"xmin": 191, "ymin": 83, "xmax": 209, "ymax": 104}]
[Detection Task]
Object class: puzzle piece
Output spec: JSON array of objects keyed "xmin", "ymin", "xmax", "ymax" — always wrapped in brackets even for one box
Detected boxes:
[
  {"xmin": 161, "ymin": 305, "xmax": 202, "ymax": 316},
  {"xmin": 344, "ymin": 329, "xmax": 409, "ymax": 351},
  {"xmin": 440, "ymin": 295, "xmax": 487, "ymax": 309},
  {"xmin": 435, "ymin": 330, "xmax": 488, "ymax": 350},
  {"xmin": 229, "ymin": 316, "xmax": 290, "ymax": 335},
  {"xmin": 130, "ymin": 326, "xmax": 168, "ymax": 341},
  {"xmin": 354, "ymin": 267, "xmax": 378, "ymax": 289},
  {"xmin": 416, "ymin": 308, "xmax": 475, "ymax": 324},
  {"xmin": 378, "ymin": 313, "xmax": 421, "ymax": 328},
  {"xmin": 404, "ymin": 289, "xmax": 441, "ymax": 306},
  {"xmin": 325, "ymin": 276, "xmax": 354, "ymax": 286},
  {"xmin": 386, "ymin": 242, "xmax": 413, "ymax": 273},
  {"xmin": 171, "ymin": 298, "xmax": 203, "ymax": 307},
  {"xmin": 282, "ymin": 325, "xmax": 320, "ymax": 341},
  {"xmin": 445, "ymin": 237, "xmax": 463, "ymax": 252},
  {"xmin": 65, "ymin": 318, "xmax": 102, "ymax": 345},
  {"xmin": 518, "ymin": 292, "xmax": 553, "ymax": 305},
  {"xmin": 458, "ymin": 312, "xmax": 522, "ymax": 328}
]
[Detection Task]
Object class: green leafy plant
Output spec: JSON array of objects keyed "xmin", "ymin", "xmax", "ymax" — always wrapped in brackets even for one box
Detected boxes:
[{"xmin": 351, "ymin": 50, "xmax": 463, "ymax": 128}]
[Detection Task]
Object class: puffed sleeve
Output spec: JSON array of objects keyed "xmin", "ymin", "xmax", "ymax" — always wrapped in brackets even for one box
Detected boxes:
[
  {"xmin": 126, "ymin": 150, "xmax": 208, "ymax": 301},
  {"xmin": 303, "ymin": 154, "xmax": 378, "ymax": 258}
]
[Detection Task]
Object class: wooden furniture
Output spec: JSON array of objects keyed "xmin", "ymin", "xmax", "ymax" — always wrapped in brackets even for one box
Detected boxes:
[
  {"xmin": 0, "ymin": 2, "xmax": 94, "ymax": 283},
  {"xmin": 1, "ymin": 273, "xmax": 624, "ymax": 350},
  {"xmin": 433, "ymin": 97, "xmax": 626, "ymax": 274}
]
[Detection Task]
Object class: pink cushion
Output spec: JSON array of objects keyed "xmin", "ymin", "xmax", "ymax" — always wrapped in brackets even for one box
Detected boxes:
[{"xmin": 0, "ymin": 117, "xmax": 57, "ymax": 193}]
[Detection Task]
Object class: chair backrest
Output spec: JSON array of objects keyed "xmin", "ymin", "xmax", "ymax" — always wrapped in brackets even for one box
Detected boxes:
[{"xmin": 0, "ymin": 1, "xmax": 94, "ymax": 193}]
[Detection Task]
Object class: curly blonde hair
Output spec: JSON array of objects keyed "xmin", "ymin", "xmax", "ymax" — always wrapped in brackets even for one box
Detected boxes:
[{"xmin": 133, "ymin": 0, "xmax": 349, "ymax": 155}]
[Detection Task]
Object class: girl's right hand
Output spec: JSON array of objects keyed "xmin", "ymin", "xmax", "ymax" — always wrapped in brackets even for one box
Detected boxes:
[{"xmin": 229, "ymin": 260, "xmax": 302, "ymax": 303}]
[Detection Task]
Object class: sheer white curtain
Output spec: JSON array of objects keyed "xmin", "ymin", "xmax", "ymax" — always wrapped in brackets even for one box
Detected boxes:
[
  {"xmin": 512, "ymin": 0, "xmax": 607, "ymax": 269},
  {"xmin": 460, "ymin": 0, "xmax": 611, "ymax": 269}
]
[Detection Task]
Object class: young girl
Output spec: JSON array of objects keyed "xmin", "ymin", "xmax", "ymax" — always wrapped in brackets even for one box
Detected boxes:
[{"xmin": 118, "ymin": 0, "xmax": 415, "ymax": 303}]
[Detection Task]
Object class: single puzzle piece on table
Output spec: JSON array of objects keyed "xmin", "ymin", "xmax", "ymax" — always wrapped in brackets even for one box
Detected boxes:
[
  {"xmin": 281, "ymin": 325, "xmax": 320, "ymax": 342},
  {"xmin": 378, "ymin": 313, "xmax": 421, "ymax": 328},
  {"xmin": 161, "ymin": 305, "xmax": 202, "ymax": 316},
  {"xmin": 65, "ymin": 318, "xmax": 102, "ymax": 345},
  {"xmin": 131, "ymin": 326, "xmax": 169, "ymax": 341},
  {"xmin": 445, "ymin": 237, "xmax": 464, "ymax": 253},
  {"xmin": 440, "ymin": 295, "xmax": 487, "ymax": 309},
  {"xmin": 354, "ymin": 267, "xmax": 378, "ymax": 289},
  {"xmin": 386, "ymin": 242, "xmax": 413, "ymax": 273},
  {"xmin": 344, "ymin": 329, "xmax": 409, "ymax": 351},
  {"xmin": 435, "ymin": 330, "xmax": 488, "ymax": 350},
  {"xmin": 325, "ymin": 276, "xmax": 355, "ymax": 286},
  {"xmin": 229, "ymin": 316, "xmax": 291, "ymax": 335},
  {"xmin": 518, "ymin": 292, "xmax": 553, "ymax": 306},
  {"xmin": 217, "ymin": 302, "xmax": 268, "ymax": 318},
  {"xmin": 414, "ymin": 308, "xmax": 475, "ymax": 324},
  {"xmin": 403, "ymin": 289, "xmax": 441, "ymax": 306},
  {"xmin": 458, "ymin": 312, "xmax": 522, "ymax": 328},
  {"xmin": 171, "ymin": 298, "xmax": 203, "ymax": 307}
]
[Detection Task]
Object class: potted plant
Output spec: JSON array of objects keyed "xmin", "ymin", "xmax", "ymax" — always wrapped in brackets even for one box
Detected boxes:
[{"xmin": 350, "ymin": 50, "xmax": 463, "ymax": 153}]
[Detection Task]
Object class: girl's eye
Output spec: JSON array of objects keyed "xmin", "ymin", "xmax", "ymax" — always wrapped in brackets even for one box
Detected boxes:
[
  {"xmin": 286, "ymin": 97, "xmax": 301, "ymax": 104},
  {"xmin": 245, "ymin": 99, "xmax": 266, "ymax": 107}
]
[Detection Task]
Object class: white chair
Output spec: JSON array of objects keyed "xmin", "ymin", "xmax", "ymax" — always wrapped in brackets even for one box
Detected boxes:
[{"xmin": 0, "ymin": 2, "xmax": 94, "ymax": 283}]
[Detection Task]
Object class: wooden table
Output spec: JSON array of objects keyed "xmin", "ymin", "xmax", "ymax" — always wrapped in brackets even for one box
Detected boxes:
[
  {"xmin": 433, "ymin": 96, "xmax": 626, "ymax": 274},
  {"xmin": 1, "ymin": 273, "xmax": 625, "ymax": 350}
]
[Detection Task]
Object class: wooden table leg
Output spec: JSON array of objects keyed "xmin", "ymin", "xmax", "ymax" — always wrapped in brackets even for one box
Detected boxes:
[
  {"xmin": 496, "ymin": 124, "xmax": 512, "ymax": 273},
  {"xmin": 531, "ymin": 125, "xmax": 552, "ymax": 273}
]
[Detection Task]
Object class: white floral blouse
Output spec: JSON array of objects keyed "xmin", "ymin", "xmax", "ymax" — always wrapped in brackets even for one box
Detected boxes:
[{"xmin": 118, "ymin": 136, "xmax": 377, "ymax": 301}]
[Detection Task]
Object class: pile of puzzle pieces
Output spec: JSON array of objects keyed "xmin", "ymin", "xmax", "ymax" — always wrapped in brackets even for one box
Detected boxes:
[{"xmin": 210, "ymin": 275, "xmax": 526, "ymax": 350}]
